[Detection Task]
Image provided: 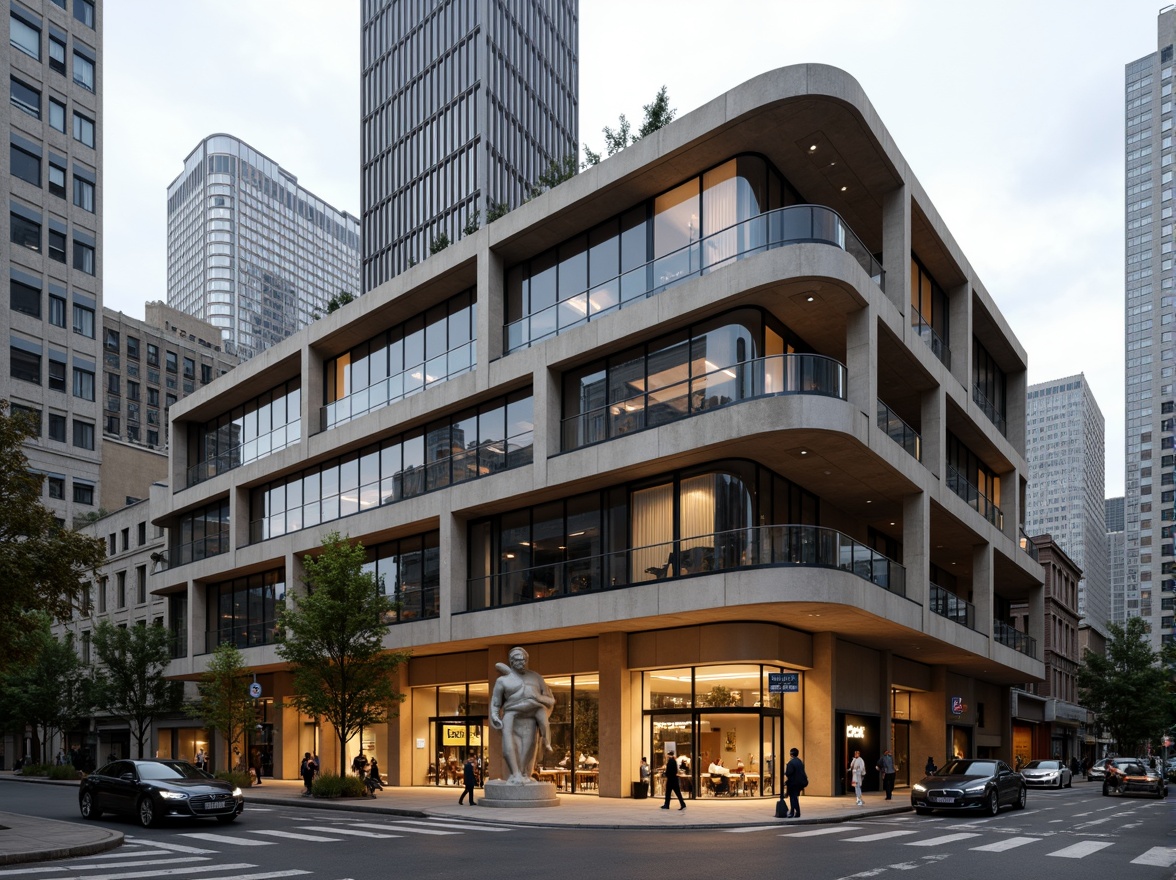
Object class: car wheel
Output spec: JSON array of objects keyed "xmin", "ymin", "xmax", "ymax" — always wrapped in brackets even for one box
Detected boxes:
[
  {"xmin": 137, "ymin": 796, "xmax": 157, "ymax": 828},
  {"xmin": 1013, "ymin": 786, "xmax": 1027, "ymax": 810},
  {"xmin": 216, "ymin": 813, "xmax": 237, "ymax": 823},
  {"xmin": 79, "ymin": 790, "xmax": 101, "ymax": 820},
  {"xmin": 1066, "ymin": 777, "xmax": 1072, "ymax": 789},
  {"xmin": 915, "ymin": 807, "xmax": 932, "ymax": 815},
  {"xmin": 984, "ymin": 789, "xmax": 999, "ymax": 816}
]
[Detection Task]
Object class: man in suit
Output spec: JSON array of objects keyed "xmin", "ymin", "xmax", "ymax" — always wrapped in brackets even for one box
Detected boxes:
[
  {"xmin": 661, "ymin": 750, "xmax": 686, "ymax": 810},
  {"xmin": 783, "ymin": 747, "xmax": 806, "ymax": 818}
]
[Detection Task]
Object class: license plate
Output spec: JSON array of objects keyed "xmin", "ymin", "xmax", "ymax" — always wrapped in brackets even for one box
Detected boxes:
[
  {"xmin": 930, "ymin": 796, "xmax": 955, "ymax": 804},
  {"xmin": 205, "ymin": 800, "xmax": 226, "ymax": 810}
]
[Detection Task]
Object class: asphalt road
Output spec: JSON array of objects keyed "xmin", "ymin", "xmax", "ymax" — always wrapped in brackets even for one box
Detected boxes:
[{"xmin": 0, "ymin": 782, "xmax": 1173, "ymax": 880}]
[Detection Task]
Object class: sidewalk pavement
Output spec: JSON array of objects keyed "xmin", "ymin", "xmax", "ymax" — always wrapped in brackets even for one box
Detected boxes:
[{"xmin": 0, "ymin": 773, "xmax": 918, "ymax": 865}]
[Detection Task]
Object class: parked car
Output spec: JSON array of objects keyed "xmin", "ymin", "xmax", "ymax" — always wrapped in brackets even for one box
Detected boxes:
[
  {"xmin": 1087, "ymin": 758, "xmax": 1112, "ymax": 782},
  {"xmin": 79, "ymin": 758, "xmax": 244, "ymax": 828},
  {"xmin": 1019, "ymin": 759, "xmax": 1072, "ymax": 789},
  {"xmin": 911, "ymin": 758, "xmax": 1027, "ymax": 816},
  {"xmin": 1100, "ymin": 758, "xmax": 1168, "ymax": 799}
]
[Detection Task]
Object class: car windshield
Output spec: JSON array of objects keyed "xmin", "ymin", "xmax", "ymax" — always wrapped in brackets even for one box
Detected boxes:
[
  {"xmin": 1024, "ymin": 760, "xmax": 1058, "ymax": 770},
  {"xmin": 937, "ymin": 759, "xmax": 996, "ymax": 777},
  {"xmin": 136, "ymin": 761, "xmax": 208, "ymax": 781}
]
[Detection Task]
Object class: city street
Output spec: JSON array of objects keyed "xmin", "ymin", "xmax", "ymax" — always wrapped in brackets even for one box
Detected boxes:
[{"xmin": 0, "ymin": 783, "xmax": 1172, "ymax": 880}]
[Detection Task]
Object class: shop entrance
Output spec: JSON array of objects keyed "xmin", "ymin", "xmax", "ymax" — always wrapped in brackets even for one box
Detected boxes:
[
  {"xmin": 247, "ymin": 723, "xmax": 274, "ymax": 781},
  {"xmin": 431, "ymin": 717, "xmax": 484, "ymax": 787}
]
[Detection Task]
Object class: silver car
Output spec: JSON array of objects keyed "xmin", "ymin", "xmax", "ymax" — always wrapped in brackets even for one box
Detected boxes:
[{"xmin": 1019, "ymin": 759, "xmax": 1072, "ymax": 789}]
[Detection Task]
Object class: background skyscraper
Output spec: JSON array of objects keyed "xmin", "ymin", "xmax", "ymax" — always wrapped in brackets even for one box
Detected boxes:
[
  {"xmin": 361, "ymin": 0, "xmax": 579, "ymax": 289},
  {"xmin": 1124, "ymin": 9, "xmax": 1176, "ymax": 648},
  {"xmin": 166, "ymin": 135, "xmax": 360, "ymax": 361},
  {"xmin": 1105, "ymin": 496, "xmax": 1126, "ymax": 626},
  {"xmin": 3, "ymin": 0, "xmax": 103, "ymax": 526},
  {"xmin": 1024, "ymin": 375, "xmax": 1110, "ymax": 637}
]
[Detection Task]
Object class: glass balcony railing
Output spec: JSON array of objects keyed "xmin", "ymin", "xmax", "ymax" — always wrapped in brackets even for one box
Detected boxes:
[
  {"xmin": 505, "ymin": 204, "xmax": 885, "ymax": 352},
  {"xmin": 168, "ymin": 534, "xmax": 229, "ymax": 568},
  {"xmin": 972, "ymin": 384, "xmax": 1007, "ymax": 436},
  {"xmin": 911, "ymin": 311, "xmax": 950, "ymax": 369},
  {"xmin": 561, "ymin": 353, "xmax": 846, "ymax": 451},
  {"xmin": 466, "ymin": 523, "xmax": 906, "ymax": 611},
  {"xmin": 877, "ymin": 399, "xmax": 921, "ymax": 461},
  {"xmin": 203, "ymin": 620, "xmax": 280, "ymax": 655},
  {"xmin": 930, "ymin": 582, "xmax": 975, "ymax": 629},
  {"xmin": 1019, "ymin": 528, "xmax": 1040, "ymax": 561},
  {"xmin": 186, "ymin": 421, "xmax": 301, "ymax": 488},
  {"xmin": 993, "ymin": 620, "xmax": 1037, "ymax": 659},
  {"xmin": 946, "ymin": 464, "xmax": 1004, "ymax": 531}
]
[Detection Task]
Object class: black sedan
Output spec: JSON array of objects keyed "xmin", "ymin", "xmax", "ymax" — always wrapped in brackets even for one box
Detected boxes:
[
  {"xmin": 79, "ymin": 759, "xmax": 244, "ymax": 827},
  {"xmin": 910, "ymin": 758, "xmax": 1027, "ymax": 816}
]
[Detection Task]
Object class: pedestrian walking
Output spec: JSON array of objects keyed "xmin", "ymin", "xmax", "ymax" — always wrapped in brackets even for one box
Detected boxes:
[
  {"xmin": 848, "ymin": 750, "xmax": 866, "ymax": 805},
  {"xmin": 782, "ymin": 747, "xmax": 807, "ymax": 818},
  {"xmin": 300, "ymin": 752, "xmax": 315, "ymax": 795},
  {"xmin": 924, "ymin": 756, "xmax": 937, "ymax": 776},
  {"xmin": 877, "ymin": 749, "xmax": 896, "ymax": 800},
  {"xmin": 661, "ymin": 750, "xmax": 686, "ymax": 810},
  {"xmin": 459, "ymin": 756, "xmax": 478, "ymax": 805},
  {"xmin": 365, "ymin": 757, "xmax": 384, "ymax": 796}
]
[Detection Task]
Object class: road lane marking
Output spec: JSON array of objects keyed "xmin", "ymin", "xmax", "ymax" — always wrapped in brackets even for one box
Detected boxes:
[
  {"xmin": 970, "ymin": 836, "xmax": 1041, "ymax": 852},
  {"xmin": 297, "ymin": 825, "xmax": 400, "ymax": 838},
  {"xmin": 904, "ymin": 833, "xmax": 980, "ymax": 846},
  {"xmin": 781, "ymin": 826, "xmax": 865, "ymax": 837},
  {"xmin": 1047, "ymin": 841, "xmax": 1114, "ymax": 858},
  {"xmin": 843, "ymin": 830, "xmax": 920, "ymax": 842},
  {"xmin": 1132, "ymin": 847, "xmax": 1176, "ymax": 867},
  {"xmin": 179, "ymin": 833, "xmax": 274, "ymax": 847},
  {"xmin": 349, "ymin": 822, "xmax": 461, "ymax": 835},
  {"xmin": 123, "ymin": 839, "xmax": 217, "ymax": 854},
  {"xmin": 248, "ymin": 829, "xmax": 341, "ymax": 842},
  {"xmin": 43, "ymin": 864, "xmax": 263, "ymax": 880},
  {"xmin": 406, "ymin": 818, "xmax": 516, "ymax": 831}
]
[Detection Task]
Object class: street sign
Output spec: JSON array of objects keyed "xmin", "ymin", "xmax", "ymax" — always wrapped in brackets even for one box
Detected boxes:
[
  {"xmin": 249, "ymin": 682, "xmax": 262, "ymax": 699},
  {"xmin": 768, "ymin": 672, "xmax": 799, "ymax": 693}
]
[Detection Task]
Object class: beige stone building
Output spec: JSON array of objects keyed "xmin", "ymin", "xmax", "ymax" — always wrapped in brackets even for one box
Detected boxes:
[{"xmin": 156, "ymin": 66, "xmax": 1045, "ymax": 797}]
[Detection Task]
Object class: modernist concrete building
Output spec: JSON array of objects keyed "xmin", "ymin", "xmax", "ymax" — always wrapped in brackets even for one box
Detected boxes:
[
  {"xmin": 167, "ymin": 135, "xmax": 360, "ymax": 361},
  {"xmin": 361, "ymin": 0, "xmax": 578, "ymax": 288},
  {"xmin": 1124, "ymin": 8, "xmax": 1176, "ymax": 648},
  {"xmin": 157, "ymin": 66, "xmax": 1044, "ymax": 798},
  {"xmin": 3, "ymin": 0, "xmax": 103, "ymax": 526},
  {"xmin": 1024, "ymin": 375, "xmax": 1109, "ymax": 637}
]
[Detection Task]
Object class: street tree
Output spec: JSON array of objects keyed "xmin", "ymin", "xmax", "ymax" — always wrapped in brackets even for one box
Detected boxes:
[
  {"xmin": 0, "ymin": 614, "xmax": 90, "ymax": 763},
  {"xmin": 583, "ymin": 86, "xmax": 676, "ymax": 166},
  {"xmin": 0, "ymin": 402, "xmax": 106, "ymax": 672},
  {"xmin": 90, "ymin": 620, "xmax": 183, "ymax": 758},
  {"xmin": 276, "ymin": 532, "xmax": 409, "ymax": 775},
  {"xmin": 190, "ymin": 641, "xmax": 256, "ymax": 772},
  {"xmin": 1077, "ymin": 617, "xmax": 1176, "ymax": 756}
]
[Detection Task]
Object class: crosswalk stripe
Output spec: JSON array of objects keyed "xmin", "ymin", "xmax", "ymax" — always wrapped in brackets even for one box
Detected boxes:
[
  {"xmin": 297, "ymin": 825, "xmax": 401, "ymax": 839},
  {"xmin": 124, "ymin": 838, "xmax": 216, "ymax": 855},
  {"xmin": 782, "ymin": 826, "xmax": 865, "ymax": 837},
  {"xmin": 1131, "ymin": 847, "xmax": 1176, "ymax": 867},
  {"xmin": 721, "ymin": 826, "xmax": 779, "ymax": 833},
  {"xmin": 48, "ymin": 858, "xmax": 210, "ymax": 872},
  {"xmin": 248, "ymin": 830, "xmax": 340, "ymax": 842},
  {"xmin": 39, "ymin": 864, "xmax": 261, "ymax": 880},
  {"xmin": 843, "ymin": 830, "xmax": 920, "ymax": 842},
  {"xmin": 905, "ymin": 833, "xmax": 981, "ymax": 847},
  {"xmin": 191, "ymin": 874, "xmax": 310, "ymax": 880},
  {"xmin": 393, "ymin": 819, "xmax": 513, "ymax": 832},
  {"xmin": 970, "ymin": 836, "xmax": 1042, "ymax": 852},
  {"xmin": 349, "ymin": 822, "xmax": 461, "ymax": 835},
  {"xmin": 1048, "ymin": 841, "xmax": 1114, "ymax": 859},
  {"xmin": 179, "ymin": 833, "xmax": 274, "ymax": 847}
]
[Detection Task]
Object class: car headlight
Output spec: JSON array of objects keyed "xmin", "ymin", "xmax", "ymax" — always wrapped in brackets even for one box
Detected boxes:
[
  {"xmin": 231, "ymin": 787, "xmax": 243, "ymax": 797},
  {"xmin": 912, "ymin": 783, "xmax": 926, "ymax": 792},
  {"xmin": 961, "ymin": 782, "xmax": 988, "ymax": 793},
  {"xmin": 159, "ymin": 790, "xmax": 188, "ymax": 800}
]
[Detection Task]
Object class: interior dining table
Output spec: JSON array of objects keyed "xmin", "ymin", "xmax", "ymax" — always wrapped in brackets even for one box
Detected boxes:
[
  {"xmin": 574, "ymin": 769, "xmax": 599, "ymax": 790},
  {"xmin": 536, "ymin": 768, "xmax": 570, "ymax": 790}
]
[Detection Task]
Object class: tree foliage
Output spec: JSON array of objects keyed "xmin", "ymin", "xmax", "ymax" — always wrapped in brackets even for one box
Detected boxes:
[
  {"xmin": 326, "ymin": 290, "xmax": 356, "ymax": 314},
  {"xmin": 429, "ymin": 231, "xmax": 451, "ymax": 254},
  {"xmin": 583, "ymin": 86, "xmax": 676, "ymax": 167},
  {"xmin": 0, "ymin": 402, "xmax": 106, "ymax": 673},
  {"xmin": 1077, "ymin": 617, "xmax": 1176, "ymax": 756},
  {"xmin": 486, "ymin": 200, "xmax": 510, "ymax": 223},
  {"xmin": 462, "ymin": 212, "xmax": 480, "ymax": 236},
  {"xmin": 527, "ymin": 154, "xmax": 578, "ymax": 200},
  {"xmin": 90, "ymin": 620, "xmax": 183, "ymax": 759},
  {"xmin": 276, "ymin": 533, "xmax": 408, "ymax": 775},
  {"xmin": 190, "ymin": 641, "xmax": 255, "ymax": 771},
  {"xmin": 0, "ymin": 614, "xmax": 90, "ymax": 762}
]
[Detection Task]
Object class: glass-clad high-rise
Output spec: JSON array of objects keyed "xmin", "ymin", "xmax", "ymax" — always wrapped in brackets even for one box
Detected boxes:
[
  {"xmin": 166, "ymin": 135, "xmax": 360, "ymax": 361},
  {"xmin": 361, "ymin": 0, "xmax": 578, "ymax": 289},
  {"xmin": 1124, "ymin": 9, "xmax": 1176, "ymax": 648}
]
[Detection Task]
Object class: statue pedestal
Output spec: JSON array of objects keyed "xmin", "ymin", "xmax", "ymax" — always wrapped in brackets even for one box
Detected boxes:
[{"xmin": 480, "ymin": 779, "xmax": 559, "ymax": 808}]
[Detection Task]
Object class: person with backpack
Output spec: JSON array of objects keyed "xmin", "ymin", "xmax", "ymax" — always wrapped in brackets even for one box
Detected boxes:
[{"xmin": 780, "ymin": 747, "xmax": 808, "ymax": 818}]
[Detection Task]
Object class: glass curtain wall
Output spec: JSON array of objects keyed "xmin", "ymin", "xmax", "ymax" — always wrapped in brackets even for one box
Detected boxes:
[
  {"xmin": 360, "ymin": 531, "xmax": 441, "ymax": 622},
  {"xmin": 187, "ymin": 380, "xmax": 301, "ymax": 486},
  {"xmin": 204, "ymin": 568, "xmax": 285, "ymax": 654},
  {"xmin": 412, "ymin": 684, "xmax": 489, "ymax": 786}
]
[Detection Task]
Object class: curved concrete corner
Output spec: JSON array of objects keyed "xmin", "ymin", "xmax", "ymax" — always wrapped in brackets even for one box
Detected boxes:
[{"xmin": 0, "ymin": 811, "xmax": 122, "ymax": 865}]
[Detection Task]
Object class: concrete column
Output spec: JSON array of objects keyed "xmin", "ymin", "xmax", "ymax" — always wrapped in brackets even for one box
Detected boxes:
[
  {"xmin": 438, "ymin": 509, "xmax": 460, "ymax": 640},
  {"xmin": 921, "ymin": 386, "xmax": 945, "ymax": 481},
  {"xmin": 972, "ymin": 543, "xmax": 994, "ymax": 642},
  {"xmin": 597, "ymin": 632, "xmax": 630, "ymax": 798},
  {"xmin": 1005, "ymin": 368, "xmax": 1027, "ymax": 457},
  {"xmin": 879, "ymin": 651, "xmax": 894, "ymax": 754},
  {"xmin": 531, "ymin": 364, "xmax": 557, "ymax": 480},
  {"xmin": 478, "ymin": 246, "xmax": 504, "ymax": 374},
  {"xmin": 911, "ymin": 666, "xmax": 949, "ymax": 770},
  {"xmin": 1025, "ymin": 581, "xmax": 1046, "ymax": 662},
  {"xmin": 804, "ymin": 633, "xmax": 837, "ymax": 796},
  {"xmin": 485, "ymin": 646, "xmax": 508, "ymax": 781},
  {"xmin": 881, "ymin": 185, "xmax": 911, "ymax": 315},
  {"xmin": 391, "ymin": 662, "xmax": 412, "ymax": 786},
  {"xmin": 186, "ymin": 576, "xmax": 203, "ymax": 657},
  {"xmin": 303, "ymin": 344, "xmax": 325, "ymax": 437},
  {"xmin": 902, "ymin": 491, "xmax": 930, "ymax": 621},
  {"xmin": 947, "ymin": 282, "xmax": 971, "ymax": 390},
  {"xmin": 845, "ymin": 307, "xmax": 877, "ymax": 418}
]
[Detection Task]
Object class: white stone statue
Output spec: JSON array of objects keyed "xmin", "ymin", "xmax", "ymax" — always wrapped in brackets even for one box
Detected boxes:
[{"xmin": 489, "ymin": 646, "xmax": 554, "ymax": 783}]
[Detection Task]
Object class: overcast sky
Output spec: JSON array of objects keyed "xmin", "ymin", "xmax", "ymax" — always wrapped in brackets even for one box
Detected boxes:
[{"xmin": 104, "ymin": 0, "xmax": 1159, "ymax": 496}]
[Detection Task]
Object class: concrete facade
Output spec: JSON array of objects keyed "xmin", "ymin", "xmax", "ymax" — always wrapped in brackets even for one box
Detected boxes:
[{"xmin": 156, "ymin": 66, "xmax": 1045, "ymax": 798}]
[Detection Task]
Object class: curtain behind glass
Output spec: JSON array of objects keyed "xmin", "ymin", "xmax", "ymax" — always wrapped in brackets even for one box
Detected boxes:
[{"xmin": 632, "ymin": 483, "xmax": 674, "ymax": 580}]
